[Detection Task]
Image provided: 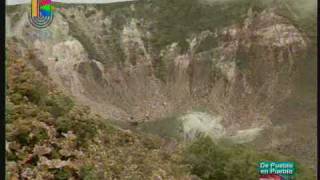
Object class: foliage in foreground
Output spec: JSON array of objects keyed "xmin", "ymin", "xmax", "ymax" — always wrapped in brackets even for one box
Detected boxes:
[
  {"xmin": 183, "ymin": 136, "xmax": 316, "ymax": 180},
  {"xmin": 6, "ymin": 45, "xmax": 316, "ymax": 179},
  {"xmin": 5, "ymin": 51, "xmax": 189, "ymax": 179}
]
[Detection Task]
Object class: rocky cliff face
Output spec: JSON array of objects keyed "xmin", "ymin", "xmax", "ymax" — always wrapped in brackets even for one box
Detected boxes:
[{"xmin": 6, "ymin": 0, "xmax": 317, "ymax": 166}]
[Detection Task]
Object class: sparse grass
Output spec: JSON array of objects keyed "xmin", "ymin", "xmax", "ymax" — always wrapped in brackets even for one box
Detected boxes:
[
  {"xmin": 235, "ymin": 46, "xmax": 250, "ymax": 71},
  {"xmin": 45, "ymin": 94, "xmax": 74, "ymax": 118},
  {"xmin": 79, "ymin": 165, "xmax": 98, "ymax": 180},
  {"xmin": 192, "ymin": 107, "xmax": 210, "ymax": 113},
  {"xmin": 154, "ymin": 57, "xmax": 168, "ymax": 82},
  {"xmin": 139, "ymin": 115, "xmax": 183, "ymax": 139}
]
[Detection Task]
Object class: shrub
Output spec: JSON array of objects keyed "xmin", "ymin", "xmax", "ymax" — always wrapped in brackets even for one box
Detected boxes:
[
  {"xmin": 45, "ymin": 94, "xmax": 74, "ymax": 118},
  {"xmin": 139, "ymin": 115, "xmax": 183, "ymax": 139},
  {"xmin": 56, "ymin": 108, "xmax": 97, "ymax": 147},
  {"xmin": 139, "ymin": 0, "xmax": 261, "ymax": 52},
  {"xmin": 154, "ymin": 57, "xmax": 168, "ymax": 82},
  {"xmin": 7, "ymin": 119, "xmax": 49, "ymax": 146},
  {"xmin": 52, "ymin": 167, "xmax": 73, "ymax": 180},
  {"xmin": 18, "ymin": 80, "xmax": 48, "ymax": 105},
  {"xmin": 183, "ymin": 136, "xmax": 316, "ymax": 179},
  {"xmin": 8, "ymin": 59, "xmax": 48, "ymax": 105},
  {"xmin": 80, "ymin": 165, "xmax": 98, "ymax": 180}
]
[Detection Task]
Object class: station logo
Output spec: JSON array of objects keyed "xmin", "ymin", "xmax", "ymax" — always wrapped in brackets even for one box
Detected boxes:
[
  {"xmin": 258, "ymin": 162, "xmax": 296, "ymax": 180},
  {"xmin": 28, "ymin": 0, "xmax": 54, "ymax": 29}
]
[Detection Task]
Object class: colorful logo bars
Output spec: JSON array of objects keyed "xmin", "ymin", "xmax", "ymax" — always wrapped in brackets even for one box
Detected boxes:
[{"xmin": 32, "ymin": 0, "xmax": 53, "ymax": 17}]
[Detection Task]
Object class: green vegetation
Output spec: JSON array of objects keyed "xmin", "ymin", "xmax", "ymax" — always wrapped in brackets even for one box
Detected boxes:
[
  {"xmin": 183, "ymin": 136, "xmax": 316, "ymax": 180},
  {"xmin": 195, "ymin": 36, "xmax": 220, "ymax": 54},
  {"xmin": 6, "ymin": 0, "xmax": 317, "ymax": 178},
  {"xmin": 55, "ymin": 107, "xmax": 98, "ymax": 147},
  {"xmin": 134, "ymin": 0, "xmax": 268, "ymax": 52},
  {"xmin": 45, "ymin": 93, "xmax": 74, "ymax": 118},
  {"xmin": 51, "ymin": 168, "xmax": 74, "ymax": 180},
  {"xmin": 79, "ymin": 0, "xmax": 273, "ymax": 55},
  {"xmin": 274, "ymin": 0, "xmax": 317, "ymax": 39},
  {"xmin": 5, "ymin": 50, "xmax": 189, "ymax": 179},
  {"xmin": 154, "ymin": 57, "xmax": 169, "ymax": 82},
  {"xmin": 235, "ymin": 46, "xmax": 250, "ymax": 71},
  {"xmin": 6, "ymin": 54, "xmax": 103, "ymax": 178},
  {"xmin": 139, "ymin": 115, "xmax": 183, "ymax": 139},
  {"xmin": 79, "ymin": 165, "xmax": 99, "ymax": 180}
]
